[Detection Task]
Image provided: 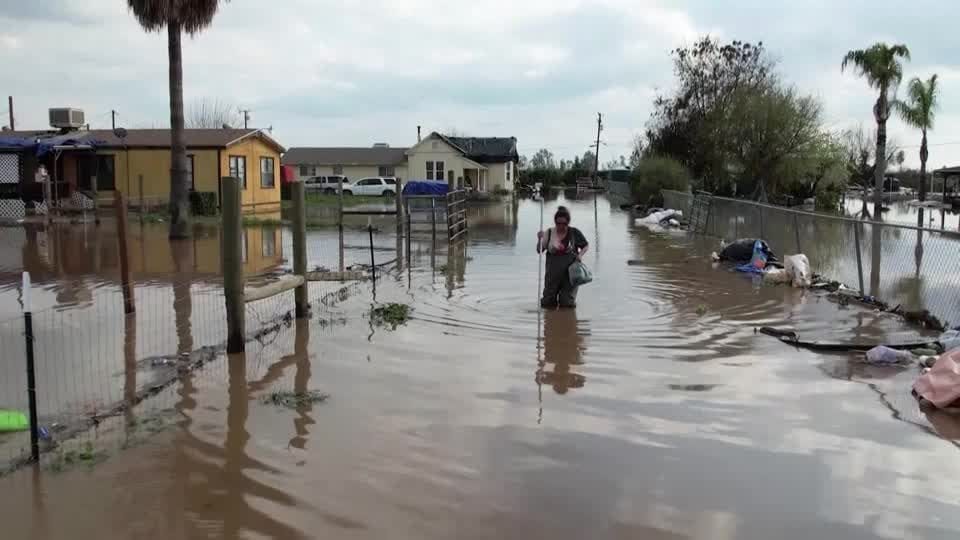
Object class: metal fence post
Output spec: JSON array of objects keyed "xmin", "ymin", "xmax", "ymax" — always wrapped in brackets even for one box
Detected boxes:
[
  {"xmin": 22, "ymin": 272, "xmax": 39, "ymax": 462},
  {"xmin": 368, "ymin": 224, "xmax": 376, "ymax": 293},
  {"xmin": 291, "ymin": 181, "xmax": 308, "ymax": 318},
  {"xmin": 406, "ymin": 207, "xmax": 412, "ymax": 265},
  {"xmin": 853, "ymin": 221, "xmax": 865, "ymax": 296},
  {"xmin": 794, "ymin": 213, "xmax": 802, "ymax": 254},
  {"xmin": 759, "ymin": 206, "xmax": 765, "ymax": 239},
  {"xmin": 338, "ymin": 176, "xmax": 345, "ymax": 273},
  {"xmin": 221, "ymin": 176, "xmax": 245, "ymax": 353}
]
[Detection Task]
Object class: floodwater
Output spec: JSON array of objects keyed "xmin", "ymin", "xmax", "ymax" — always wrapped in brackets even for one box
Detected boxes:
[
  {"xmin": 2, "ymin": 194, "xmax": 960, "ymax": 539},
  {"xmin": 844, "ymin": 195, "xmax": 960, "ymax": 230}
]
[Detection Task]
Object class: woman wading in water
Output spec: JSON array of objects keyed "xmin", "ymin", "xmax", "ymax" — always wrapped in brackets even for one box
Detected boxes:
[{"xmin": 537, "ymin": 206, "xmax": 589, "ymax": 308}]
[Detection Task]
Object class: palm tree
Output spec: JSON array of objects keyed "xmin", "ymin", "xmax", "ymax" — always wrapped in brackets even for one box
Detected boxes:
[
  {"xmin": 127, "ymin": 0, "xmax": 227, "ymax": 239},
  {"xmin": 894, "ymin": 74, "xmax": 940, "ymax": 209},
  {"xmin": 841, "ymin": 43, "xmax": 911, "ymax": 220}
]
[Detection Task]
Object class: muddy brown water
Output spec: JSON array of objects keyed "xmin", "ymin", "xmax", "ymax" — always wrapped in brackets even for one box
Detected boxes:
[{"xmin": 2, "ymin": 193, "xmax": 960, "ymax": 539}]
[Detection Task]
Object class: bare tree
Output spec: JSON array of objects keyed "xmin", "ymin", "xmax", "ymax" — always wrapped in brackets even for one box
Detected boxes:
[{"xmin": 187, "ymin": 98, "xmax": 238, "ymax": 128}]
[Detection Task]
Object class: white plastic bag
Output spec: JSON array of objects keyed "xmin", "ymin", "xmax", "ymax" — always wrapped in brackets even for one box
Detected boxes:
[
  {"xmin": 784, "ymin": 254, "xmax": 812, "ymax": 288},
  {"xmin": 865, "ymin": 345, "xmax": 914, "ymax": 365},
  {"xmin": 568, "ymin": 261, "xmax": 593, "ymax": 287},
  {"xmin": 762, "ymin": 267, "xmax": 791, "ymax": 285}
]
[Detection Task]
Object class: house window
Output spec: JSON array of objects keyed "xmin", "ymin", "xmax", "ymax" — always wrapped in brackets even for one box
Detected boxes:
[
  {"xmin": 378, "ymin": 166, "xmax": 395, "ymax": 177},
  {"xmin": 187, "ymin": 155, "xmax": 194, "ymax": 190},
  {"xmin": 262, "ymin": 227, "xmax": 277, "ymax": 257},
  {"xmin": 241, "ymin": 229, "xmax": 248, "ymax": 263},
  {"xmin": 260, "ymin": 157, "xmax": 275, "ymax": 188},
  {"xmin": 299, "ymin": 165, "xmax": 308, "ymax": 176},
  {"xmin": 333, "ymin": 165, "xmax": 343, "ymax": 175},
  {"xmin": 229, "ymin": 155, "xmax": 246, "ymax": 189},
  {"xmin": 506, "ymin": 161, "xmax": 512, "ymax": 182},
  {"xmin": 427, "ymin": 161, "xmax": 445, "ymax": 181},
  {"xmin": 77, "ymin": 154, "xmax": 116, "ymax": 191}
]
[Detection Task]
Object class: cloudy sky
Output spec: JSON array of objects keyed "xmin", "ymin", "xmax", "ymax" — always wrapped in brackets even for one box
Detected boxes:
[{"xmin": 1, "ymin": 0, "xmax": 958, "ymax": 168}]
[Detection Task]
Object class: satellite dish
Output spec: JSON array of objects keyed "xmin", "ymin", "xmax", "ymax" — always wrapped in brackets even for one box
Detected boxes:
[{"xmin": 113, "ymin": 127, "xmax": 128, "ymax": 139}]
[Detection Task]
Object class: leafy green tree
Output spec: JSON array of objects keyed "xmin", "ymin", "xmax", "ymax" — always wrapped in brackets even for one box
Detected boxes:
[
  {"xmin": 127, "ymin": 0, "xmax": 229, "ymax": 238},
  {"xmin": 841, "ymin": 43, "xmax": 911, "ymax": 220},
  {"xmin": 529, "ymin": 148, "xmax": 556, "ymax": 169},
  {"xmin": 894, "ymin": 74, "xmax": 940, "ymax": 205}
]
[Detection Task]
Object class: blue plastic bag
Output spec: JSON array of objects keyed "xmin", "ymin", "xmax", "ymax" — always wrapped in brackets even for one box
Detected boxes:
[
  {"xmin": 568, "ymin": 261, "xmax": 593, "ymax": 287},
  {"xmin": 735, "ymin": 240, "xmax": 768, "ymax": 274}
]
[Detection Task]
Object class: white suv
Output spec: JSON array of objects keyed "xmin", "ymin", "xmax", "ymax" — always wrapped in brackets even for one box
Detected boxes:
[
  {"xmin": 304, "ymin": 175, "xmax": 349, "ymax": 194},
  {"xmin": 345, "ymin": 177, "xmax": 398, "ymax": 196}
]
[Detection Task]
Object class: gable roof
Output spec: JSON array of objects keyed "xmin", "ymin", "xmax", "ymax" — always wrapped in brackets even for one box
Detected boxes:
[
  {"xmin": 429, "ymin": 132, "xmax": 518, "ymax": 163},
  {"xmin": 282, "ymin": 146, "xmax": 409, "ymax": 166},
  {"xmin": 2, "ymin": 128, "xmax": 285, "ymax": 152}
]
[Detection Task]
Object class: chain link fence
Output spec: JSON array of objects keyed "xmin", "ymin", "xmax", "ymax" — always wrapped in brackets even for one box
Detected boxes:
[{"xmin": 663, "ymin": 189, "xmax": 960, "ymax": 329}]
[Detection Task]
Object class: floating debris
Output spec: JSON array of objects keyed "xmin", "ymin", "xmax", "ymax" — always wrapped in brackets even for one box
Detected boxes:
[
  {"xmin": 370, "ymin": 303, "xmax": 412, "ymax": 330},
  {"xmin": 262, "ymin": 390, "xmax": 329, "ymax": 409}
]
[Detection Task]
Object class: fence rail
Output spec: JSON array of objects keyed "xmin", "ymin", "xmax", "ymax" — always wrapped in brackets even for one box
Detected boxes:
[{"xmin": 662, "ymin": 189, "xmax": 960, "ymax": 329}]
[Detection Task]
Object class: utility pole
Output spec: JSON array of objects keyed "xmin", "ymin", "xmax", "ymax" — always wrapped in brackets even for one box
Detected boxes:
[
  {"xmin": 592, "ymin": 112, "xmax": 602, "ymax": 182},
  {"xmin": 7, "ymin": 96, "xmax": 14, "ymax": 130},
  {"xmin": 111, "ymin": 110, "xmax": 117, "ymax": 131}
]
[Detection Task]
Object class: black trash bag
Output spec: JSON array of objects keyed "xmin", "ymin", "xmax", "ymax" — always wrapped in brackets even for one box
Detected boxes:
[{"xmin": 719, "ymin": 238, "xmax": 778, "ymax": 263}]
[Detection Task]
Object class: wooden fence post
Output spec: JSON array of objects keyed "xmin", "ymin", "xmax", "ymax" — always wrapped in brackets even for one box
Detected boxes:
[
  {"xmin": 395, "ymin": 178, "xmax": 404, "ymax": 268},
  {"xmin": 222, "ymin": 176, "xmax": 245, "ymax": 353},
  {"xmin": 291, "ymin": 182, "xmax": 309, "ymax": 318},
  {"xmin": 114, "ymin": 191, "xmax": 136, "ymax": 314}
]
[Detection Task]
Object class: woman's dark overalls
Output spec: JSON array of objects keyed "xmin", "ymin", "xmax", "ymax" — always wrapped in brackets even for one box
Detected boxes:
[{"xmin": 541, "ymin": 227, "xmax": 583, "ymax": 308}]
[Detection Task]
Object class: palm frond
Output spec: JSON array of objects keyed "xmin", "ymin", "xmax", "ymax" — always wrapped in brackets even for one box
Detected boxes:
[
  {"xmin": 895, "ymin": 73, "xmax": 940, "ymax": 130},
  {"xmin": 127, "ymin": 0, "xmax": 226, "ymax": 34}
]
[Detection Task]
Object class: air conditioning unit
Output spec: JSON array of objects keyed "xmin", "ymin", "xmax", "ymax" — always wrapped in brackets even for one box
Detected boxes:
[
  {"xmin": 49, "ymin": 108, "xmax": 86, "ymax": 129},
  {"xmin": 372, "ymin": 143, "xmax": 390, "ymax": 148}
]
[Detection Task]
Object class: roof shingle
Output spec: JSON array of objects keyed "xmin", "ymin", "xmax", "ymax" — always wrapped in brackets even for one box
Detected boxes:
[
  {"xmin": 282, "ymin": 147, "xmax": 409, "ymax": 166},
  {"xmin": 2, "ymin": 128, "xmax": 284, "ymax": 152}
]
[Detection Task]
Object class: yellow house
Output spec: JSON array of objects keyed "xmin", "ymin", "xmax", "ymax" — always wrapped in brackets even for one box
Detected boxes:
[{"xmin": 8, "ymin": 128, "xmax": 285, "ymax": 214}]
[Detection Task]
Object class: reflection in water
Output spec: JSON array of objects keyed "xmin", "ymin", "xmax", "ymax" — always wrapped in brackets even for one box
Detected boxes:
[
  {"xmin": 175, "ymin": 353, "xmax": 304, "ymax": 539},
  {"xmin": 537, "ymin": 309, "xmax": 586, "ymax": 395},
  {"xmin": 171, "ymin": 240, "xmax": 193, "ymax": 356},
  {"xmin": 290, "ymin": 319, "xmax": 313, "ymax": 450}
]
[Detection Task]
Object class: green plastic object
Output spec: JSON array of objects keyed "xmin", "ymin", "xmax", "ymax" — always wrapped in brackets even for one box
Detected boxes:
[{"xmin": 0, "ymin": 409, "xmax": 29, "ymax": 432}]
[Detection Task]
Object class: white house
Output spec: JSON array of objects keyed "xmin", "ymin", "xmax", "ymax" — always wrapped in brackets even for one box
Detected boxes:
[
  {"xmin": 405, "ymin": 132, "xmax": 518, "ymax": 193},
  {"xmin": 282, "ymin": 132, "xmax": 519, "ymax": 192}
]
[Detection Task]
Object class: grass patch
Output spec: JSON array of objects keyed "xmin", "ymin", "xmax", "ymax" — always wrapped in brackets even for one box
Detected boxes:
[
  {"xmin": 301, "ymin": 194, "xmax": 388, "ymax": 207},
  {"xmin": 696, "ymin": 304, "xmax": 708, "ymax": 316},
  {"xmin": 48, "ymin": 441, "xmax": 106, "ymax": 473},
  {"xmin": 370, "ymin": 303, "xmax": 412, "ymax": 330},
  {"xmin": 243, "ymin": 216, "xmax": 284, "ymax": 226},
  {"xmin": 262, "ymin": 390, "xmax": 329, "ymax": 409}
]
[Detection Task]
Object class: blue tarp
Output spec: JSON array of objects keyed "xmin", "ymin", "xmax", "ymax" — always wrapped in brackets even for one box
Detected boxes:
[
  {"xmin": 0, "ymin": 133, "xmax": 102, "ymax": 156},
  {"xmin": 402, "ymin": 180, "xmax": 448, "ymax": 196}
]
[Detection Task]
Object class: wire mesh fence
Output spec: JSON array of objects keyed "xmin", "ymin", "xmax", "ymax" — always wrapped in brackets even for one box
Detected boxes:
[
  {"xmin": 663, "ymin": 189, "xmax": 960, "ymax": 329},
  {"xmin": 0, "ymin": 209, "xmax": 374, "ymax": 472}
]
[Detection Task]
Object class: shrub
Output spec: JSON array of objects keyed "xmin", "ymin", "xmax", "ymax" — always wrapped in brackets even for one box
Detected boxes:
[
  {"xmin": 189, "ymin": 191, "xmax": 218, "ymax": 216},
  {"xmin": 630, "ymin": 156, "xmax": 690, "ymax": 207}
]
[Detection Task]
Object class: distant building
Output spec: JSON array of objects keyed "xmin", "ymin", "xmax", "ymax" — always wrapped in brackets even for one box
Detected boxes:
[
  {"xmin": 282, "ymin": 145, "xmax": 408, "ymax": 184},
  {"xmin": 282, "ymin": 131, "xmax": 520, "ymax": 192}
]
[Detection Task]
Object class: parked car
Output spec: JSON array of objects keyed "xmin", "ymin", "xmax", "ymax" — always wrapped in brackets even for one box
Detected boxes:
[
  {"xmin": 345, "ymin": 177, "xmax": 398, "ymax": 196},
  {"xmin": 304, "ymin": 175, "xmax": 349, "ymax": 194}
]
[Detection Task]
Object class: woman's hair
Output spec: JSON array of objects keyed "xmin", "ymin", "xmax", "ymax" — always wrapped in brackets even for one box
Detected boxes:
[{"xmin": 554, "ymin": 206, "xmax": 571, "ymax": 223}]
